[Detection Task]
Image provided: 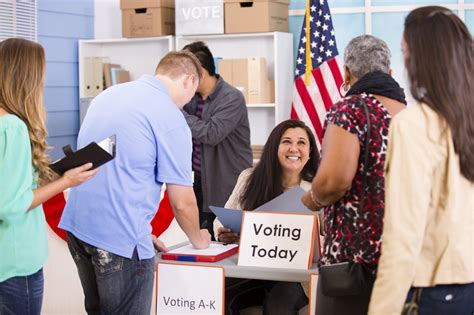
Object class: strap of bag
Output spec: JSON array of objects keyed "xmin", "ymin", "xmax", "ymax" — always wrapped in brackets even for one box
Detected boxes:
[
  {"xmin": 355, "ymin": 97, "xmax": 372, "ymax": 258},
  {"xmin": 402, "ymin": 288, "xmax": 423, "ymax": 315}
]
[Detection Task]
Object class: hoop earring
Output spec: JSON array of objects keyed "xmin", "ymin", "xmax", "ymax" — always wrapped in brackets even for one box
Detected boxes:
[
  {"xmin": 339, "ymin": 81, "xmax": 350, "ymax": 96},
  {"xmin": 416, "ymin": 86, "xmax": 427, "ymax": 100}
]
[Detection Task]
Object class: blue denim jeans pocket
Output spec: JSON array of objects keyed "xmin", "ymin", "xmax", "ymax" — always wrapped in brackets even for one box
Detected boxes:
[{"xmin": 91, "ymin": 248, "xmax": 124, "ymax": 276}]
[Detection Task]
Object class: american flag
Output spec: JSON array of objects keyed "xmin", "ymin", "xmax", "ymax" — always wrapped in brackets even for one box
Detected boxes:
[{"xmin": 291, "ymin": 0, "xmax": 343, "ymax": 149}]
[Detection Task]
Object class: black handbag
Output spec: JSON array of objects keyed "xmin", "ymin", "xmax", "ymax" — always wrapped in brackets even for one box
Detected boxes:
[{"xmin": 319, "ymin": 97, "xmax": 372, "ymax": 297}]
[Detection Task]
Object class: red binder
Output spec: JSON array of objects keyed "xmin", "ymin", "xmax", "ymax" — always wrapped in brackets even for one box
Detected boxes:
[{"xmin": 161, "ymin": 243, "xmax": 239, "ymax": 263}]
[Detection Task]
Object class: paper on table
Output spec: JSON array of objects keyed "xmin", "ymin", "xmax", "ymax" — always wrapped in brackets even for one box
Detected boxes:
[
  {"xmin": 255, "ymin": 187, "xmax": 313, "ymax": 213},
  {"xmin": 209, "ymin": 206, "xmax": 243, "ymax": 233},
  {"xmin": 167, "ymin": 243, "xmax": 238, "ymax": 256}
]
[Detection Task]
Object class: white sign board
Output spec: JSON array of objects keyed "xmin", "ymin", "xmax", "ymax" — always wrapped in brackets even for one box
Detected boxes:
[
  {"xmin": 175, "ymin": 0, "xmax": 224, "ymax": 35},
  {"xmin": 156, "ymin": 263, "xmax": 224, "ymax": 314},
  {"xmin": 238, "ymin": 212, "xmax": 317, "ymax": 270}
]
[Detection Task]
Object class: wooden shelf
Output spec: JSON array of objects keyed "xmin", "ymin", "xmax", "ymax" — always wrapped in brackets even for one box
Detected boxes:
[{"xmin": 247, "ymin": 103, "xmax": 275, "ymax": 108}]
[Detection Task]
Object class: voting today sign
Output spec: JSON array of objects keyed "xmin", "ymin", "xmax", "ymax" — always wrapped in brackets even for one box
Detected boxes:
[
  {"xmin": 156, "ymin": 263, "xmax": 224, "ymax": 314},
  {"xmin": 238, "ymin": 212, "xmax": 317, "ymax": 270}
]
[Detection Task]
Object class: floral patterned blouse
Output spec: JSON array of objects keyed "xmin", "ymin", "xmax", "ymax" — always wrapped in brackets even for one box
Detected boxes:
[{"xmin": 320, "ymin": 93, "xmax": 391, "ymax": 275}]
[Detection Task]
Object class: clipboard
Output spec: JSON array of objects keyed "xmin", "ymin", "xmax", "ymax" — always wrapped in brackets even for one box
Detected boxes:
[
  {"xmin": 255, "ymin": 187, "xmax": 314, "ymax": 213},
  {"xmin": 50, "ymin": 135, "xmax": 116, "ymax": 175},
  {"xmin": 161, "ymin": 242, "xmax": 239, "ymax": 263},
  {"xmin": 209, "ymin": 187, "xmax": 312, "ymax": 234},
  {"xmin": 209, "ymin": 206, "xmax": 243, "ymax": 233}
]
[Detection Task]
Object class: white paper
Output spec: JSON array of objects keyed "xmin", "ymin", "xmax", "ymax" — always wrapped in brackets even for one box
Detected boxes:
[
  {"xmin": 97, "ymin": 135, "xmax": 115, "ymax": 155},
  {"xmin": 167, "ymin": 243, "xmax": 238, "ymax": 256}
]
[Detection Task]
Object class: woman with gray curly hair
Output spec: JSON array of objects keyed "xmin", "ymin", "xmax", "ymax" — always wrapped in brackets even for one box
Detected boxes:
[{"xmin": 301, "ymin": 35, "xmax": 406, "ymax": 314}]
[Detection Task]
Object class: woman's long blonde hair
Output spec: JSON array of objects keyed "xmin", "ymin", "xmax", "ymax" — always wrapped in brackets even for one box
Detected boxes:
[{"xmin": 0, "ymin": 38, "xmax": 54, "ymax": 184}]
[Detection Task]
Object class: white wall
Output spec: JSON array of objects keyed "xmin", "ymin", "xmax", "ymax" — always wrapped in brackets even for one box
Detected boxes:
[
  {"xmin": 43, "ymin": 229, "xmax": 86, "ymax": 315},
  {"xmin": 94, "ymin": 0, "xmax": 121, "ymax": 39}
]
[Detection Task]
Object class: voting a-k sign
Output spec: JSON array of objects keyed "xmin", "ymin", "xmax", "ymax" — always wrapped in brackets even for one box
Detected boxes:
[
  {"xmin": 156, "ymin": 263, "xmax": 224, "ymax": 315},
  {"xmin": 238, "ymin": 212, "xmax": 317, "ymax": 270}
]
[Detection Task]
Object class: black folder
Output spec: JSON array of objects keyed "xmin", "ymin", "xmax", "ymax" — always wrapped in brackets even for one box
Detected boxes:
[{"xmin": 50, "ymin": 135, "xmax": 116, "ymax": 175}]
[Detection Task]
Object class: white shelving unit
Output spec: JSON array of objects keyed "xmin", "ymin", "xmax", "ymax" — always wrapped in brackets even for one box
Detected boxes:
[
  {"xmin": 78, "ymin": 32, "xmax": 294, "ymax": 145},
  {"xmin": 78, "ymin": 36, "xmax": 175, "ymax": 98},
  {"xmin": 176, "ymin": 32, "xmax": 294, "ymax": 145}
]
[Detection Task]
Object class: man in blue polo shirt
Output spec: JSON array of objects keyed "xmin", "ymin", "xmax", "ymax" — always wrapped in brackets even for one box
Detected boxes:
[{"xmin": 60, "ymin": 51, "xmax": 211, "ymax": 315}]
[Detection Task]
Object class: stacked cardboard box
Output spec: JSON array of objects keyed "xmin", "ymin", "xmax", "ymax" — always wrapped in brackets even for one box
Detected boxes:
[
  {"xmin": 218, "ymin": 57, "xmax": 274, "ymax": 104},
  {"xmin": 121, "ymin": 0, "xmax": 175, "ymax": 37},
  {"xmin": 224, "ymin": 0, "xmax": 289, "ymax": 34}
]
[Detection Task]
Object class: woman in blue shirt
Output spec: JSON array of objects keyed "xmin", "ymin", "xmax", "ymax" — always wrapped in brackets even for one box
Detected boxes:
[{"xmin": 0, "ymin": 38, "xmax": 98, "ymax": 315}]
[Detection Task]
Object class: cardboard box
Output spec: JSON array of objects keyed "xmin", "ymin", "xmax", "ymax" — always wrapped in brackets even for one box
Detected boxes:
[
  {"xmin": 176, "ymin": 0, "xmax": 224, "ymax": 35},
  {"xmin": 217, "ymin": 59, "xmax": 233, "ymax": 83},
  {"xmin": 247, "ymin": 57, "xmax": 273, "ymax": 104},
  {"xmin": 218, "ymin": 57, "xmax": 274, "ymax": 104},
  {"xmin": 120, "ymin": 0, "xmax": 174, "ymax": 10},
  {"xmin": 224, "ymin": 0, "xmax": 289, "ymax": 34},
  {"xmin": 121, "ymin": 0, "xmax": 175, "ymax": 37},
  {"xmin": 232, "ymin": 59, "xmax": 248, "ymax": 99}
]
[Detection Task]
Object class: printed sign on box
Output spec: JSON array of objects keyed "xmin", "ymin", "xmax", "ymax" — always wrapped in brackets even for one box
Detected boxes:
[
  {"xmin": 238, "ymin": 211, "xmax": 317, "ymax": 270},
  {"xmin": 176, "ymin": 0, "xmax": 224, "ymax": 35},
  {"xmin": 156, "ymin": 263, "xmax": 224, "ymax": 314}
]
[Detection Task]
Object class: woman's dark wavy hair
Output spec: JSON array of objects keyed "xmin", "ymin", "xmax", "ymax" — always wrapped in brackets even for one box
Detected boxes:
[
  {"xmin": 404, "ymin": 6, "xmax": 474, "ymax": 182},
  {"xmin": 239, "ymin": 120, "xmax": 319, "ymax": 210}
]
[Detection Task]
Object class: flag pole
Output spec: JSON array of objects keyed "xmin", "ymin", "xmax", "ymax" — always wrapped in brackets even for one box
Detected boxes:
[{"xmin": 304, "ymin": 0, "xmax": 312, "ymax": 86}]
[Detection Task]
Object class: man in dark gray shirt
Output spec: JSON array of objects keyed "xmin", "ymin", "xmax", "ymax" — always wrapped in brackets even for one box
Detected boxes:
[{"xmin": 182, "ymin": 41, "xmax": 252, "ymax": 239}]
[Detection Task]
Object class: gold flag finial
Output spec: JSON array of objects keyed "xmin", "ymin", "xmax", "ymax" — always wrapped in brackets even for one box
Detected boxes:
[{"xmin": 304, "ymin": 0, "xmax": 312, "ymax": 86}]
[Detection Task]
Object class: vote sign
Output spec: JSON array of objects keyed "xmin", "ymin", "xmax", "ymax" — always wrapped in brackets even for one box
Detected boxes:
[
  {"xmin": 176, "ymin": 0, "xmax": 224, "ymax": 35},
  {"xmin": 156, "ymin": 263, "xmax": 224, "ymax": 314},
  {"xmin": 238, "ymin": 212, "xmax": 317, "ymax": 270}
]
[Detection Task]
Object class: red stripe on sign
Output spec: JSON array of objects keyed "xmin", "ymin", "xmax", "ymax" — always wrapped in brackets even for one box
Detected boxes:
[{"xmin": 151, "ymin": 191, "xmax": 174, "ymax": 237}]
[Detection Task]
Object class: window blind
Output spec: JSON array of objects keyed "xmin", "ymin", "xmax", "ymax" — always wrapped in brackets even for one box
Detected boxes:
[{"xmin": 0, "ymin": 0, "xmax": 37, "ymax": 41}]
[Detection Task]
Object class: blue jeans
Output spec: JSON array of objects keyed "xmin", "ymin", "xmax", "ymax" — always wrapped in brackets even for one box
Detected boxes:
[
  {"xmin": 406, "ymin": 282, "xmax": 474, "ymax": 315},
  {"xmin": 67, "ymin": 232, "xmax": 155, "ymax": 315},
  {"xmin": 0, "ymin": 268, "xmax": 44, "ymax": 315}
]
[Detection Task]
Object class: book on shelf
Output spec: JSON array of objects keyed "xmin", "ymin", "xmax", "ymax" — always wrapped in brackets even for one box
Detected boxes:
[
  {"xmin": 103, "ymin": 63, "xmax": 121, "ymax": 88},
  {"xmin": 111, "ymin": 68, "xmax": 130, "ymax": 86}
]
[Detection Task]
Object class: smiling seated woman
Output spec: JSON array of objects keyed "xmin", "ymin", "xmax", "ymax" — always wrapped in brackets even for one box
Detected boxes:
[{"xmin": 213, "ymin": 119, "xmax": 320, "ymax": 315}]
